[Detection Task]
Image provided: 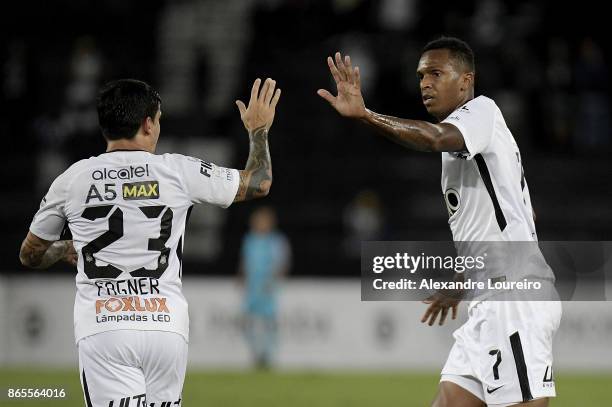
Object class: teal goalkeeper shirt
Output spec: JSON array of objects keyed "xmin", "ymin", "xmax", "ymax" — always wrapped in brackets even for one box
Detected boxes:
[{"xmin": 242, "ymin": 232, "xmax": 290, "ymax": 317}]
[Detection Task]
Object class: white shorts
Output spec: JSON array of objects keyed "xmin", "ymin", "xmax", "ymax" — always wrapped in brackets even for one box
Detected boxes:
[
  {"xmin": 441, "ymin": 301, "xmax": 561, "ymax": 406},
  {"xmin": 78, "ymin": 330, "xmax": 188, "ymax": 407}
]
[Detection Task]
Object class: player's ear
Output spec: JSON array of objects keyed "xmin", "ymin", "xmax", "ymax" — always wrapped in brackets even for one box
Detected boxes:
[
  {"xmin": 143, "ymin": 116, "xmax": 154, "ymax": 135},
  {"xmin": 461, "ymin": 71, "xmax": 474, "ymax": 91}
]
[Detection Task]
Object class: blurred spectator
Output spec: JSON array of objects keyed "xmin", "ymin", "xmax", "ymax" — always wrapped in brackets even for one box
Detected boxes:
[
  {"xmin": 471, "ymin": 0, "xmax": 505, "ymax": 48},
  {"xmin": 240, "ymin": 206, "xmax": 291, "ymax": 369},
  {"xmin": 343, "ymin": 189, "xmax": 385, "ymax": 258},
  {"xmin": 378, "ymin": 0, "xmax": 418, "ymax": 32},
  {"xmin": 573, "ymin": 38, "xmax": 612, "ymax": 152},
  {"xmin": 338, "ymin": 34, "xmax": 378, "ymax": 95},
  {"xmin": 34, "ymin": 36, "xmax": 104, "ymax": 192},
  {"xmin": 3, "ymin": 40, "xmax": 27, "ymax": 101},
  {"xmin": 62, "ymin": 37, "xmax": 104, "ymax": 159},
  {"xmin": 157, "ymin": 0, "xmax": 253, "ymax": 128},
  {"xmin": 543, "ymin": 38, "xmax": 573, "ymax": 151}
]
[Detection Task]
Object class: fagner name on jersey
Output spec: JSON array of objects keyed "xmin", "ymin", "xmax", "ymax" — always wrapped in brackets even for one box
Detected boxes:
[
  {"xmin": 95, "ymin": 277, "xmax": 160, "ymax": 296},
  {"xmin": 91, "ymin": 164, "xmax": 150, "ymax": 180}
]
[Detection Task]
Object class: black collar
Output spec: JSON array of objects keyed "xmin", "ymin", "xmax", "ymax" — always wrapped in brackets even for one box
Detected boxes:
[{"xmin": 104, "ymin": 149, "xmax": 148, "ymax": 153}]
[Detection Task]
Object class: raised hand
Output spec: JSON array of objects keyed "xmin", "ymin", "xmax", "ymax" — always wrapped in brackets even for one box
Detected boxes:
[
  {"xmin": 420, "ymin": 292, "xmax": 461, "ymax": 326},
  {"xmin": 317, "ymin": 52, "xmax": 367, "ymax": 119},
  {"xmin": 236, "ymin": 78, "xmax": 281, "ymax": 132}
]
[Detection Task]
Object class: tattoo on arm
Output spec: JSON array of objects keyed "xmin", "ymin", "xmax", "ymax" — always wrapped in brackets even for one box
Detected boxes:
[
  {"xmin": 234, "ymin": 126, "xmax": 272, "ymax": 202},
  {"xmin": 361, "ymin": 110, "xmax": 464, "ymax": 152},
  {"xmin": 20, "ymin": 238, "xmax": 69, "ymax": 269}
]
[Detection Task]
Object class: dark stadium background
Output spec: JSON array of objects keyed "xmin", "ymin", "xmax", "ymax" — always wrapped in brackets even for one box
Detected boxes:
[{"xmin": 2, "ymin": 0, "xmax": 611, "ymax": 278}]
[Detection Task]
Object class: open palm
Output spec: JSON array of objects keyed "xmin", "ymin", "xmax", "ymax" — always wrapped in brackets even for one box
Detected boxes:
[
  {"xmin": 236, "ymin": 78, "xmax": 281, "ymax": 131},
  {"xmin": 317, "ymin": 52, "xmax": 367, "ymax": 119}
]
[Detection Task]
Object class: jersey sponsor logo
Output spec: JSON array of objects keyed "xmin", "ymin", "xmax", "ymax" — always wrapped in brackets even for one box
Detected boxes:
[
  {"xmin": 122, "ymin": 181, "xmax": 160, "ymax": 200},
  {"xmin": 199, "ymin": 160, "xmax": 212, "ymax": 177},
  {"xmin": 95, "ymin": 296, "xmax": 169, "ymax": 314},
  {"xmin": 86, "ymin": 183, "xmax": 117, "ymax": 203},
  {"xmin": 92, "ymin": 164, "xmax": 150, "ymax": 181},
  {"xmin": 444, "ymin": 188, "xmax": 461, "ymax": 217},
  {"xmin": 224, "ymin": 167, "xmax": 234, "ymax": 182}
]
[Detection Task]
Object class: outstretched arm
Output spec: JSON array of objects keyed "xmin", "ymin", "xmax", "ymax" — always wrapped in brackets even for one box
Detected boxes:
[
  {"xmin": 20, "ymin": 232, "xmax": 77, "ymax": 269},
  {"xmin": 360, "ymin": 111, "xmax": 465, "ymax": 152},
  {"xmin": 317, "ymin": 52, "xmax": 465, "ymax": 153},
  {"xmin": 235, "ymin": 126, "xmax": 272, "ymax": 201},
  {"xmin": 234, "ymin": 78, "xmax": 281, "ymax": 202}
]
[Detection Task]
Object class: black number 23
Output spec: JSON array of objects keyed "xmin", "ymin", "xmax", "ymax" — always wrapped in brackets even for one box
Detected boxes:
[{"xmin": 80, "ymin": 204, "xmax": 173, "ymax": 279}]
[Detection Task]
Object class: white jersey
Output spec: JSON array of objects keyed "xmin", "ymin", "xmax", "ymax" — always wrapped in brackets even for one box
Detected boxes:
[
  {"xmin": 29, "ymin": 150, "xmax": 239, "ymax": 343},
  {"xmin": 440, "ymin": 96, "xmax": 554, "ymax": 295},
  {"xmin": 441, "ymin": 96, "xmax": 536, "ymax": 242}
]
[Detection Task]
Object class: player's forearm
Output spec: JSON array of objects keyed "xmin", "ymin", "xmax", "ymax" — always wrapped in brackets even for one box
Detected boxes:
[
  {"xmin": 360, "ymin": 109, "xmax": 443, "ymax": 152},
  {"xmin": 235, "ymin": 126, "xmax": 272, "ymax": 202},
  {"xmin": 20, "ymin": 239, "xmax": 69, "ymax": 269}
]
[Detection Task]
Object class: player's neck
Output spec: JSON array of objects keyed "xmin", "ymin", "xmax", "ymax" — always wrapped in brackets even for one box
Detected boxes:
[
  {"xmin": 106, "ymin": 136, "xmax": 156, "ymax": 154},
  {"xmin": 437, "ymin": 92, "xmax": 475, "ymax": 122},
  {"xmin": 457, "ymin": 91, "xmax": 474, "ymax": 109}
]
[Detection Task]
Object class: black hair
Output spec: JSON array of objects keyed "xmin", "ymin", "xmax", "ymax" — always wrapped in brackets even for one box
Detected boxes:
[
  {"xmin": 96, "ymin": 79, "xmax": 161, "ymax": 140},
  {"xmin": 422, "ymin": 36, "xmax": 475, "ymax": 72}
]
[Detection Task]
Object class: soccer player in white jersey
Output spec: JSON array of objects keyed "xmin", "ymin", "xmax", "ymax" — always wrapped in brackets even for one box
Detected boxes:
[
  {"xmin": 19, "ymin": 77, "xmax": 281, "ymax": 406},
  {"xmin": 319, "ymin": 37, "xmax": 561, "ymax": 407}
]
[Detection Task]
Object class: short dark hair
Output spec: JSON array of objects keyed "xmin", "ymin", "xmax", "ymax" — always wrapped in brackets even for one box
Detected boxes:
[
  {"xmin": 422, "ymin": 36, "xmax": 475, "ymax": 73},
  {"xmin": 97, "ymin": 79, "xmax": 161, "ymax": 140}
]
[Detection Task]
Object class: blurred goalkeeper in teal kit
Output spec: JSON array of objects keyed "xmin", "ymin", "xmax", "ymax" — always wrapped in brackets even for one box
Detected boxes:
[{"xmin": 239, "ymin": 206, "xmax": 291, "ymax": 368}]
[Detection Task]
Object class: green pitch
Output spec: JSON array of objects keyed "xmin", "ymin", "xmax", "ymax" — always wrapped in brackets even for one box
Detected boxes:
[{"xmin": 0, "ymin": 369, "xmax": 608, "ymax": 406}]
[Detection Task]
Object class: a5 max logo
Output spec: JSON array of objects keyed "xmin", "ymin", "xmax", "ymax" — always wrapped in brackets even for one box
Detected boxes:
[
  {"xmin": 85, "ymin": 181, "xmax": 160, "ymax": 203},
  {"xmin": 123, "ymin": 181, "xmax": 160, "ymax": 200}
]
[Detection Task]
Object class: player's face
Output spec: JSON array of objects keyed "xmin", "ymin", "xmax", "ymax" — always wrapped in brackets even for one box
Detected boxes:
[
  {"xmin": 417, "ymin": 49, "xmax": 468, "ymax": 121},
  {"xmin": 250, "ymin": 208, "xmax": 276, "ymax": 233}
]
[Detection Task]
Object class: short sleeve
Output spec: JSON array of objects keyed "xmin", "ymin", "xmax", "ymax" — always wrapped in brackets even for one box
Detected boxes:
[
  {"xmin": 173, "ymin": 154, "xmax": 239, "ymax": 208},
  {"xmin": 441, "ymin": 96, "xmax": 496, "ymax": 159},
  {"xmin": 29, "ymin": 175, "xmax": 68, "ymax": 241}
]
